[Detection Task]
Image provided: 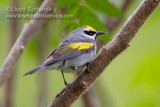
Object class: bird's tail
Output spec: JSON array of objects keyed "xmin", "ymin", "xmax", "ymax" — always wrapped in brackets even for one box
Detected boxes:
[{"xmin": 23, "ymin": 65, "xmax": 44, "ymax": 76}]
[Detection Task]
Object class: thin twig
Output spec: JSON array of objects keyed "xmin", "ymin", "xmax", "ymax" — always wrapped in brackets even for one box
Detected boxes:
[
  {"xmin": 37, "ymin": 23, "xmax": 49, "ymax": 107},
  {"xmin": 106, "ymin": 0, "xmax": 133, "ymax": 32},
  {"xmin": 48, "ymin": 0, "xmax": 160, "ymax": 106},
  {"xmin": 36, "ymin": 0, "xmax": 49, "ymax": 106},
  {"xmin": 4, "ymin": 0, "xmax": 19, "ymax": 106},
  {"xmin": 97, "ymin": 0, "xmax": 133, "ymax": 50},
  {"xmin": 0, "ymin": 0, "xmax": 56, "ymax": 87},
  {"xmin": 81, "ymin": 86, "xmax": 98, "ymax": 107}
]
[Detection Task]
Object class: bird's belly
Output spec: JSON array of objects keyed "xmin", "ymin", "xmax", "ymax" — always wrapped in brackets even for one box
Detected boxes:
[
  {"xmin": 46, "ymin": 61, "xmax": 63, "ymax": 70},
  {"xmin": 45, "ymin": 50, "xmax": 95, "ymax": 73},
  {"xmin": 61, "ymin": 51, "xmax": 95, "ymax": 73}
]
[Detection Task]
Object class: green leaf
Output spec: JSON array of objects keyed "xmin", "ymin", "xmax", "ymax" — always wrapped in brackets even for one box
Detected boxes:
[
  {"xmin": 58, "ymin": 4, "xmax": 80, "ymax": 33},
  {"xmin": 79, "ymin": 6, "xmax": 110, "ymax": 42},
  {"xmin": 55, "ymin": 0, "xmax": 79, "ymax": 8},
  {"xmin": 85, "ymin": 0, "xmax": 122, "ymax": 17}
]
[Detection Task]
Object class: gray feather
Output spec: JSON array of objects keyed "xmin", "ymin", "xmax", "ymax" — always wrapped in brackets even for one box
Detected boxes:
[{"xmin": 23, "ymin": 65, "xmax": 43, "ymax": 76}]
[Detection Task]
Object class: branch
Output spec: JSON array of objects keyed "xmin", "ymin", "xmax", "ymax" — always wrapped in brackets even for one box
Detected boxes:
[
  {"xmin": 0, "ymin": 0, "xmax": 56, "ymax": 87},
  {"xmin": 48, "ymin": 0, "xmax": 160, "ymax": 106}
]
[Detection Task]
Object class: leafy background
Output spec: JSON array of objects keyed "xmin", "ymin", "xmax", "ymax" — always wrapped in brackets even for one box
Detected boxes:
[{"xmin": 0, "ymin": 0, "xmax": 160, "ymax": 107}]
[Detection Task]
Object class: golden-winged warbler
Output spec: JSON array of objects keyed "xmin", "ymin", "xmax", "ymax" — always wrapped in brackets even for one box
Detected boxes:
[{"xmin": 24, "ymin": 25, "xmax": 106, "ymax": 85}]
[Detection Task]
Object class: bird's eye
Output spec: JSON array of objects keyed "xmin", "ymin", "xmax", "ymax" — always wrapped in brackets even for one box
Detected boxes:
[{"xmin": 84, "ymin": 30, "xmax": 96, "ymax": 36}]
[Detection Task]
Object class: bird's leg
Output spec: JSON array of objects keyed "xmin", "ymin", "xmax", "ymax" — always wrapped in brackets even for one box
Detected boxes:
[
  {"xmin": 85, "ymin": 63, "xmax": 90, "ymax": 68},
  {"xmin": 61, "ymin": 70, "xmax": 68, "ymax": 86},
  {"xmin": 85, "ymin": 63, "xmax": 91, "ymax": 73}
]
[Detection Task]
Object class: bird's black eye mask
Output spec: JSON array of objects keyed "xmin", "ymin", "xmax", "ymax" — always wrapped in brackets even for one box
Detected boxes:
[{"xmin": 84, "ymin": 30, "xmax": 96, "ymax": 36}]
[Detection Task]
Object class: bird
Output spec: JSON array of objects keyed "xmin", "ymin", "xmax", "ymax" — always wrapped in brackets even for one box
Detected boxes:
[{"xmin": 23, "ymin": 25, "xmax": 106, "ymax": 85}]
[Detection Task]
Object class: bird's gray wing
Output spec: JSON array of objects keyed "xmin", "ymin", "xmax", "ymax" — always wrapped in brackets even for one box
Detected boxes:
[
  {"xmin": 45, "ymin": 42, "xmax": 94, "ymax": 66},
  {"xmin": 47, "ymin": 47, "xmax": 57, "ymax": 58}
]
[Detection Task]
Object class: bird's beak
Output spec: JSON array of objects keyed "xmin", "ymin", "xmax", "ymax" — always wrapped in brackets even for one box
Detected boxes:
[{"xmin": 96, "ymin": 31, "xmax": 106, "ymax": 36}]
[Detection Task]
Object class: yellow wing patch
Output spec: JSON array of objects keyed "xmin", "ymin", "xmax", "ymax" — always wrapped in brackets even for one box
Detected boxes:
[
  {"xmin": 83, "ymin": 25, "xmax": 96, "ymax": 31},
  {"xmin": 68, "ymin": 42, "xmax": 94, "ymax": 50}
]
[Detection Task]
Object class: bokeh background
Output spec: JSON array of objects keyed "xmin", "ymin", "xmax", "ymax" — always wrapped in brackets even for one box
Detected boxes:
[{"xmin": 0, "ymin": 0, "xmax": 160, "ymax": 107}]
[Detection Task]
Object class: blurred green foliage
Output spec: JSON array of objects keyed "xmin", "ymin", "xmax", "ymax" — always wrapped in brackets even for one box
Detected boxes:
[
  {"xmin": 0, "ymin": 0, "xmax": 160, "ymax": 107},
  {"xmin": 55, "ymin": 0, "xmax": 80, "ymax": 8},
  {"xmin": 58, "ymin": 4, "xmax": 80, "ymax": 33},
  {"xmin": 55, "ymin": 0, "xmax": 123, "ymax": 41},
  {"xmin": 85, "ymin": 0, "xmax": 122, "ymax": 16}
]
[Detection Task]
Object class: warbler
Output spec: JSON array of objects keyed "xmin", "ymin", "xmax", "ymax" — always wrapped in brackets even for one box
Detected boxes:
[{"xmin": 24, "ymin": 25, "xmax": 106, "ymax": 85}]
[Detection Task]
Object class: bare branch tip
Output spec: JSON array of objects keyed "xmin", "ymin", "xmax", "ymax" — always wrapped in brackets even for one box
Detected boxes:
[
  {"xmin": 102, "ymin": 46, "xmax": 107, "ymax": 49},
  {"xmin": 127, "ymin": 43, "xmax": 131, "ymax": 47},
  {"xmin": 21, "ymin": 45, "xmax": 25, "ymax": 50},
  {"xmin": 80, "ymin": 81, "xmax": 87, "ymax": 88}
]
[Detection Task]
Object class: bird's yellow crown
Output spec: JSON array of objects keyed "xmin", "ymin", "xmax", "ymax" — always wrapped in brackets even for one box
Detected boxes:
[{"xmin": 83, "ymin": 25, "xmax": 96, "ymax": 31}]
